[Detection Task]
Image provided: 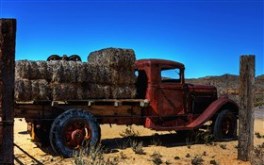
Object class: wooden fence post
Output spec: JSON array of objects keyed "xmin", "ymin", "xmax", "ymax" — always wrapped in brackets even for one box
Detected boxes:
[
  {"xmin": 238, "ymin": 55, "xmax": 255, "ymax": 161},
  {"xmin": 0, "ymin": 19, "xmax": 16, "ymax": 164}
]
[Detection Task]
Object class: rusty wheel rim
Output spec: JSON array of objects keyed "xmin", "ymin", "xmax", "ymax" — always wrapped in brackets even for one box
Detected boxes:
[
  {"xmin": 63, "ymin": 119, "xmax": 91, "ymax": 149},
  {"xmin": 221, "ymin": 117, "xmax": 233, "ymax": 136}
]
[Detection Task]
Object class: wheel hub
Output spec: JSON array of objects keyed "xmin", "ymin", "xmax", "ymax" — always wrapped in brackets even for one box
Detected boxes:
[
  {"xmin": 64, "ymin": 121, "xmax": 91, "ymax": 149},
  {"xmin": 71, "ymin": 129, "xmax": 85, "ymax": 146}
]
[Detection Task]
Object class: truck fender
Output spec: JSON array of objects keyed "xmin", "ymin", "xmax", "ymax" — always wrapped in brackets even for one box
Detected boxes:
[{"xmin": 187, "ymin": 96, "xmax": 238, "ymax": 129}]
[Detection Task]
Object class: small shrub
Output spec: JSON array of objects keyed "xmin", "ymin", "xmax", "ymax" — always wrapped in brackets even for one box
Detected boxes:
[
  {"xmin": 86, "ymin": 145, "xmax": 105, "ymax": 165},
  {"xmin": 130, "ymin": 140, "xmax": 145, "ymax": 155},
  {"xmin": 105, "ymin": 156, "xmax": 119, "ymax": 165},
  {"xmin": 255, "ymin": 132, "xmax": 263, "ymax": 139},
  {"xmin": 174, "ymin": 156, "xmax": 180, "ymax": 160},
  {"xmin": 195, "ymin": 131, "xmax": 214, "ymax": 145},
  {"xmin": 252, "ymin": 142, "xmax": 264, "ymax": 164},
  {"xmin": 186, "ymin": 153, "xmax": 191, "ymax": 158},
  {"xmin": 219, "ymin": 144, "xmax": 227, "ymax": 150},
  {"xmin": 120, "ymin": 152, "xmax": 127, "ymax": 160},
  {"xmin": 165, "ymin": 160, "xmax": 171, "ymax": 165},
  {"xmin": 151, "ymin": 137, "xmax": 162, "ymax": 146},
  {"xmin": 119, "ymin": 140, "xmax": 129, "ymax": 149},
  {"xmin": 151, "ymin": 151, "xmax": 163, "ymax": 165},
  {"xmin": 73, "ymin": 144, "xmax": 120, "ymax": 165},
  {"xmin": 73, "ymin": 147, "xmax": 86, "ymax": 165},
  {"xmin": 210, "ymin": 159, "xmax": 219, "ymax": 165},
  {"xmin": 120, "ymin": 127, "xmax": 139, "ymax": 138},
  {"xmin": 191, "ymin": 155, "xmax": 204, "ymax": 165}
]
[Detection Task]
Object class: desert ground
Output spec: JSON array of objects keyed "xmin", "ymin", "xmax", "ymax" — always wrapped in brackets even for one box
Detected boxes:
[{"xmin": 14, "ymin": 107, "xmax": 264, "ymax": 165}]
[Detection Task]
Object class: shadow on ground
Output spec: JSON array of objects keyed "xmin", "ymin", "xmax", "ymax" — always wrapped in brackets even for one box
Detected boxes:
[{"xmin": 101, "ymin": 130, "xmax": 216, "ymax": 153}]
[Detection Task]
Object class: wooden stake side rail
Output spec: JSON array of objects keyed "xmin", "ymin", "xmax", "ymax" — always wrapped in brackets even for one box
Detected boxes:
[
  {"xmin": 14, "ymin": 99, "xmax": 150, "ymax": 122},
  {"xmin": 16, "ymin": 99, "xmax": 149, "ymax": 106}
]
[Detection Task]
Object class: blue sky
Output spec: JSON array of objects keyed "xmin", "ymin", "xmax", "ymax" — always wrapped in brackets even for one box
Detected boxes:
[{"xmin": 1, "ymin": 0, "xmax": 263, "ymax": 78}]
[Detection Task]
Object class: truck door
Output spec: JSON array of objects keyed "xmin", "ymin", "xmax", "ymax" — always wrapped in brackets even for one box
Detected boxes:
[{"xmin": 158, "ymin": 67, "xmax": 185, "ymax": 116}]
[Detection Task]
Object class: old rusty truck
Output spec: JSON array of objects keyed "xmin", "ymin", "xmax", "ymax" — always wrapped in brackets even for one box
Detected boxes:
[{"xmin": 14, "ymin": 59, "xmax": 238, "ymax": 157}]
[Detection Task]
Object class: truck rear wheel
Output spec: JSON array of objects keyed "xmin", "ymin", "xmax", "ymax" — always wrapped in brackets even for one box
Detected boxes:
[
  {"xmin": 213, "ymin": 109, "xmax": 237, "ymax": 141},
  {"xmin": 49, "ymin": 109, "xmax": 101, "ymax": 157}
]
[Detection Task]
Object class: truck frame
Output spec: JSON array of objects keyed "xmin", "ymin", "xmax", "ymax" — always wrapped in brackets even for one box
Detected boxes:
[{"xmin": 14, "ymin": 59, "xmax": 238, "ymax": 157}]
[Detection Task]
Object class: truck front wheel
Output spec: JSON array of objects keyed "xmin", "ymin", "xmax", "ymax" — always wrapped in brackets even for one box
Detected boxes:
[
  {"xmin": 49, "ymin": 109, "xmax": 101, "ymax": 157},
  {"xmin": 213, "ymin": 109, "xmax": 237, "ymax": 141}
]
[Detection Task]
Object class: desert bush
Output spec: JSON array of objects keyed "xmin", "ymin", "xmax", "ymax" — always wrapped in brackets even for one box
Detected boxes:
[
  {"xmin": 73, "ymin": 144, "xmax": 119, "ymax": 165},
  {"xmin": 251, "ymin": 142, "xmax": 264, "ymax": 165},
  {"xmin": 209, "ymin": 159, "xmax": 219, "ymax": 165},
  {"xmin": 119, "ymin": 127, "xmax": 139, "ymax": 138},
  {"xmin": 174, "ymin": 156, "xmax": 180, "ymax": 160},
  {"xmin": 130, "ymin": 140, "xmax": 145, "ymax": 155},
  {"xmin": 119, "ymin": 152, "xmax": 127, "ymax": 160},
  {"xmin": 255, "ymin": 132, "xmax": 264, "ymax": 139},
  {"xmin": 150, "ymin": 151, "xmax": 163, "ymax": 165},
  {"xmin": 194, "ymin": 130, "xmax": 214, "ymax": 145},
  {"xmin": 191, "ymin": 155, "xmax": 204, "ymax": 165},
  {"xmin": 219, "ymin": 144, "xmax": 227, "ymax": 150},
  {"xmin": 151, "ymin": 136, "xmax": 162, "ymax": 146}
]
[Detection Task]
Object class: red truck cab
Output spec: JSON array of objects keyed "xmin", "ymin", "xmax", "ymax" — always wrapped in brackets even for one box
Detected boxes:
[{"xmin": 136, "ymin": 59, "xmax": 238, "ymax": 134}]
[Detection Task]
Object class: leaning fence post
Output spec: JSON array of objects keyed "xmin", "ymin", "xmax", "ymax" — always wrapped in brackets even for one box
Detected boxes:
[
  {"xmin": 238, "ymin": 55, "xmax": 255, "ymax": 161},
  {"xmin": 0, "ymin": 19, "xmax": 16, "ymax": 165}
]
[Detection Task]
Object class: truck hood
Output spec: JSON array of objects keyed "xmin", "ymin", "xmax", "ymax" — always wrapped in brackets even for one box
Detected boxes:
[{"xmin": 185, "ymin": 83, "xmax": 217, "ymax": 94}]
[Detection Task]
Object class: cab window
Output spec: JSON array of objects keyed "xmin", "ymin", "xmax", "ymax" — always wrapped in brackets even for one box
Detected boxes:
[{"xmin": 161, "ymin": 68, "xmax": 181, "ymax": 83}]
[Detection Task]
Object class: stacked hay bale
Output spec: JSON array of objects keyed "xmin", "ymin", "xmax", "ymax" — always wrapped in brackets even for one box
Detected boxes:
[
  {"xmin": 15, "ymin": 48, "xmax": 137, "ymax": 101},
  {"xmin": 88, "ymin": 48, "xmax": 136, "ymax": 99},
  {"xmin": 15, "ymin": 60, "xmax": 50, "ymax": 101}
]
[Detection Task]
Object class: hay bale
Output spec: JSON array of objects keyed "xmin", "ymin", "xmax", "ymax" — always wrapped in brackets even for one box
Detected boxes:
[
  {"xmin": 48, "ymin": 61, "xmax": 89, "ymax": 83},
  {"xmin": 85, "ymin": 63, "xmax": 97, "ymax": 83},
  {"xmin": 88, "ymin": 48, "xmax": 136, "ymax": 68},
  {"xmin": 88, "ymin": 66, "xmax": 136, "ymax": 85},
  {"xmin": 16, "ymin": 60, "xmax": 48, "ymax": 80},
  {"xmin": 83, "ymin": 84, "xmax": 111, "ymax": 99},
  {"xmin": 111, "ymin": 85, "xmax": 137, "ymax": 99},
  {"xmin": 30, "ymin": 61, "xmax": 48, "ymax": 80},
  {"xmin": 48, "ymin": 61, "xmax": 63, "ymax": 82},
  {"xmin": 61, "ymin": 61, "xmax": 77, "ymax": 82},
  {"xmin": 31, "ymin": 79, "xmax": 50, "ymax": 100},
  {"xmin": 15, "ymin": 78, "xmax": 32, "ymax": 101},
  {"xmin": 15, "ymin": 60, "xmax": 31, "ymax": 79},
  {"xmin": 51, "ymin": 83, "xmax": 84, "ymax": 100},
  {"xmin": 76, "ymin": 62, "xmax": 88, "ymax": 82},
  {"xmin": 111, "ymin": 68, "xmax": 136, "ymax": 85}
]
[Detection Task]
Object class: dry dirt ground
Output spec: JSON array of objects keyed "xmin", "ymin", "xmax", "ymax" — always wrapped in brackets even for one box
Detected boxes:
[{"xmin": 14, "ymin": 108, "xmax": 264, "ymax": 165}]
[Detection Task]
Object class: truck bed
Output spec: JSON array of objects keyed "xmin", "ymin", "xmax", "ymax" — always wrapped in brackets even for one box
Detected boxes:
[{"xmin": 14, "ymin": 99, "xmax": 149, "ymax": 124}]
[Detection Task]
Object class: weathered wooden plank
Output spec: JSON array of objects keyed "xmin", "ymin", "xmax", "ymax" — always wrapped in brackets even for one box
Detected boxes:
[
  {"xmin": 15, "ymin": 104, "xmax": 143, "ymax": 119},
  {"xmin": 238, "ymin": 55, "xmax": 255, "ymax": 161},
  {"xmin": 0, "ymin": 19, "xmax": 16, "ymax": 165}
]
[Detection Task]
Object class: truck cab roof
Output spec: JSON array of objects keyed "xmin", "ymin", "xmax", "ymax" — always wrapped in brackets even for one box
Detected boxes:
[{"xmin": 136, "ymin": 59, "xmax": 185, "ymax": 70}]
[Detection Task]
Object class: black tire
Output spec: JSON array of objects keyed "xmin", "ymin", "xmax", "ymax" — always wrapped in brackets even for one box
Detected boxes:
[
  {"xmin": 69, "ymin": 55, "xmax": 82, "ymax": 62},
  {"xmin": 47, "ymin": 55, "xmax": 61, "ymax": 61},
  {"xmin": 213, "ymin": 109, "xmax": 237, "ymax": 141},
  {"xmin": 49, "ymin": 109, "xmax": 101, "ymax": 157}
]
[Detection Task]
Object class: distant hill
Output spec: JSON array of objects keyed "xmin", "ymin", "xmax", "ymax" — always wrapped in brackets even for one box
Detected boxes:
[{"xmin": 186, "ymin": 74, "xmax": 264, "ymax": 106}]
